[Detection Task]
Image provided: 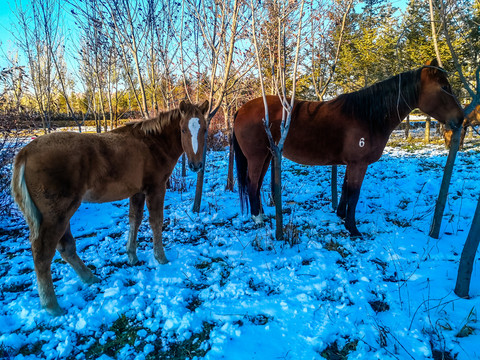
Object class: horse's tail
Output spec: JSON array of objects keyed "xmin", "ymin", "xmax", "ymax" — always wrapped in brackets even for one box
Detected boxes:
[
  {"xmin": 232, "ymin": 123, "xmax": 249, "ymax": 214},
  {"xmin": 11, "ymin": 153, "xmax": 42, "ymax": 239}
]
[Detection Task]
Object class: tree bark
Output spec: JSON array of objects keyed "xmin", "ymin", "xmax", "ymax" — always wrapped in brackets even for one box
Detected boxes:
[
  {"xmin": 193, "ymin": 140, "xmax": 208, "ymax": 213},
  {"xmin": 429, "ymin": 128, "xmax": 461, "ymax": 239},
  {"xmin": 331, "ymin": 165, "xmax": 338, "ymax": 211},
  {"xmin": 405, "ymin": 115, "xmax": 410, "ymax": 139},
  {"xmin": 428, "ymin": 0, "xmax": 443, "ymax": 67},
  {"xmin": 273, "ymin": 147, "xmax": 283, "ymax": 240},
  {"xmin": 425, "ymin": 116, "xmax": 431, "ymax": 143},
  {"xmin": 181, "ymin": 153, "xmax": 186, "ymax": 178},
  {"xmin": 226, "ymin": 132, "xmax": 235, "ymax": 191},
  {"xmin": 454, "ymin": 195, "xmax": 480, "ymax": 298}
]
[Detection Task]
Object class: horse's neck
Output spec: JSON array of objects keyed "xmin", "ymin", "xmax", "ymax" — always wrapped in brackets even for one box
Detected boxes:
[
  {"xmin": 148, "ymin": 119, "xmax": 184, "ymax": 159},
  {"xmin": 387, "ymin": 105, "xmax": 414, "ymax": 133},
  {"xmin": 386, "ymin": 84, "xmax": 419, "ymax": 134}
]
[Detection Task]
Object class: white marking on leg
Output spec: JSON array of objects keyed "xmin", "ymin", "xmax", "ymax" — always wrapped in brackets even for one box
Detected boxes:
[{"xmin": 188, "ymin": 118, "xmax": 201, "ymax": 154}]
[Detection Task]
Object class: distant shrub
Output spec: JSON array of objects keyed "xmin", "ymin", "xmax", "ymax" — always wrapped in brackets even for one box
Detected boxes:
[{"xmin": 0, "ymin": 112, "xmax": 24, "ymax": 216}]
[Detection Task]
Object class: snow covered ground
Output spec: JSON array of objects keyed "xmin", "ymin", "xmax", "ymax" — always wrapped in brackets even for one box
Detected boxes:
[{"xmin": 1, "ymin": 137, "xmax": 479, "ymax": 360}]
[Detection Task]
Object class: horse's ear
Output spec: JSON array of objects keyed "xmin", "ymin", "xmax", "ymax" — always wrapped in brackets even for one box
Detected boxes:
[
  {"xmin": 426, "ymin": 58, "xmax": 439, "ymax": 68},
  {"xmin": 179, "ymin": 100, "xmax": 188, "ymax": 115},
  {"xmin": 199, "ymin": 100, "xmax": 209, "ymax": 116}
]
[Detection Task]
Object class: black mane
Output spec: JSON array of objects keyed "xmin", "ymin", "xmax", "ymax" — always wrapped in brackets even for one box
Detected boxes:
[{"xmin": 336, "ymin": 68, "xmax": 422, "ymax": 133}]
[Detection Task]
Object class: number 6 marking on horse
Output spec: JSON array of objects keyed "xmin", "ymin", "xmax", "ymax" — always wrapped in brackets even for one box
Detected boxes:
[{"xmin": 359, "ymin": 138, "xmax": 365, "ymax": 147}]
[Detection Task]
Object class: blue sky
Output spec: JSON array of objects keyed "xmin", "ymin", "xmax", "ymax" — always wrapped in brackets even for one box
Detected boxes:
[
  {"xmin": 0, "ymin": 1, "xmax": 23, "ymax": 68},
  {"xmin": 0, "ymin": 4, "xmax": 15, "ymax": 43}
]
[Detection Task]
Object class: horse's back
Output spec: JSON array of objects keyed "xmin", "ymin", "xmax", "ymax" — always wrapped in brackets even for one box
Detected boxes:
[{"xmin": 18, "ymin": 131, "xmax": 149, "ymax": 207}]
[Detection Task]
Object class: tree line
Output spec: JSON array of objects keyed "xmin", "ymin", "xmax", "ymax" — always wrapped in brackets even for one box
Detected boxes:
[{"xmin": 0, "ymin": 0, "xmax": 478, "ymax": 134}]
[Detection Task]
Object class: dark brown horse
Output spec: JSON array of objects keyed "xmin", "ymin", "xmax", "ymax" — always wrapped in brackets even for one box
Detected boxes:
[
  {"xmin": 11, "ymin": 100, "xmax": 209, "ymax": 316},
  {"xmin": 233, "ymin": 60, "xmax": 463, "ymax": 237}
]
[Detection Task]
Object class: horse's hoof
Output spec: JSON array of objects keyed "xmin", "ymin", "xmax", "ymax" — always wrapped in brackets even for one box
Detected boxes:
[
  {"xmin": 348, "ymin": 229, "xmax": 363, "ymax": 238},
  {"xmin": 45, "ymin": 305, "xmax": 66, "ymax": 317},
  {"xmin": 128, "ymin": 255, "xmax": 139, "ymax": 266},
  {"xmin": 86, "ymin": 275, "xmax": 101, "ymax": 284},
  {"xmin": 156, "ymin": 257, "xmax": 169, "ymax": 265}
]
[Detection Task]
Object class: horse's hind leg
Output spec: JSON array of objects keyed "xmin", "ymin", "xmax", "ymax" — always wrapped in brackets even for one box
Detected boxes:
[
  {"xmin": 57, "ymin": 223, "xmax": 100, "ymax": 284},
  {"xmin": 248, "ymin": 155, "xmax": 271, "ymax": 223},
  {"xmin": 31, "ymin": 222, "xmax": 67, "ymax": 316},
  {"xmin": 126, "ymin": 193, "xmax": 145, "ymax": 265},
  {"xmin": 146, "ymin": 185, "xmax": 168, "ymax": 265},
  {"xmin": 338, "ymin": 164, "xmax": 368, "ymax": 237}
]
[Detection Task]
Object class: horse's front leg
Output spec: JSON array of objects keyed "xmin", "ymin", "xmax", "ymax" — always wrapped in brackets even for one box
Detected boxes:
[
  {"xmin": 146, "ymin": 184, "xmax": 168, "ymax": 264},
  {"xmin": 126, "ymin": 193, "xmax": 146, "ymax": 265},
  {"xmin": 341, "ymin": 163, "xmax": 368, "ymax": 238}
]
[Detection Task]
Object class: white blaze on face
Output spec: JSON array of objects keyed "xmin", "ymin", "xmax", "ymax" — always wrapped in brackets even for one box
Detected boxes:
[{"xmin": 188, "ymin": 117, "xmax": 201, "ymax": 154}]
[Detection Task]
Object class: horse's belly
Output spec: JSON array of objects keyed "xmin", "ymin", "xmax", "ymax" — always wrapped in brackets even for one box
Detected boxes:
[
  {"xmin": 82, "ymin": 184, "xmax": 139, "ymax": 203},
  {"xmin": 283, "ymin": 142, "xmax": 345, "ymax": 166}
]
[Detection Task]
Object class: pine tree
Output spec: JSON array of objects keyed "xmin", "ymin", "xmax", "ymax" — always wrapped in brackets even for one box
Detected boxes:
[{"xmin": 334, "ymin": 2, "xmax": 401, "ymax": 92}]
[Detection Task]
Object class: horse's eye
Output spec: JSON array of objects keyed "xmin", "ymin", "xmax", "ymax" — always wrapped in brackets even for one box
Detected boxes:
[{"xmin": 182, "ymin": 129, "xmax": 186, "ymax": 134}]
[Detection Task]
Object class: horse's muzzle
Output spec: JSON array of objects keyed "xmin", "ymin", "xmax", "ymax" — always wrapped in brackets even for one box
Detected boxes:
[{"xmin": 189, "ymin": 162, "xmax": 203, "ymax": 173}]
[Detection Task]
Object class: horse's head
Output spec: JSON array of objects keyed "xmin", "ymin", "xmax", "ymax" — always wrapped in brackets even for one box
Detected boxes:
[
  {"xmin": 417, "ymin": 59, "xmax": 464, "ymax": 131},
  {"xmin": 179, "ymin": 100, "xmax": 209, "ymax": 172}
]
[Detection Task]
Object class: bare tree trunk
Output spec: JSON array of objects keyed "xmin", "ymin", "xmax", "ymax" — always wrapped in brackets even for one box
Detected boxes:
[
  {"xmin": 272, "ymin": 147, "xmax": 283, "ymax": 239},
  {"xmin": 226, "ymin": 132, "xmax": 235, "ymax": 191},
  {"xmin": 425, "ymin": 116, "xmax": 431, "ymax": 143},
  {"xmin": 191, "ymin": 0, "xmax": 241, "ymax": 213},
  {"xmin": 181, "ymin": 153, "xmax": 186, "ymax": 177},
  {"xmin": 405, "ymin": 115, "xmax": 410, "ymax": 139},
  {"xmin": 428, "ymin": 0, "xmax": 443, "ymax": 67},
  {"xmin": 429, "ymin": 128, "xmax": 461, "ymax": 238},
  {"xmin": 454, "ymin": 194, "xmax": 480, "ymax": 298},
  {"xmin": 15, "ymin": 0, "xmax": 56, "ymax": 134},
  {"xmin": 223, "ymin": 99, "xmax": 236, "ymax": 191},
  {"xmin": 193, "ymin": 140, "xmax": 208, "ymax": 213},
  {"xmin": 429, "ymin": 1, "xmax": 479, "ymax": 239},
  {"xmin": 250, "ymin": 0, "xmax": 305, "ymax": 240},
  {"xmin": 331, "ymin": 165, "xmax": 338, "ymax": 211}
]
